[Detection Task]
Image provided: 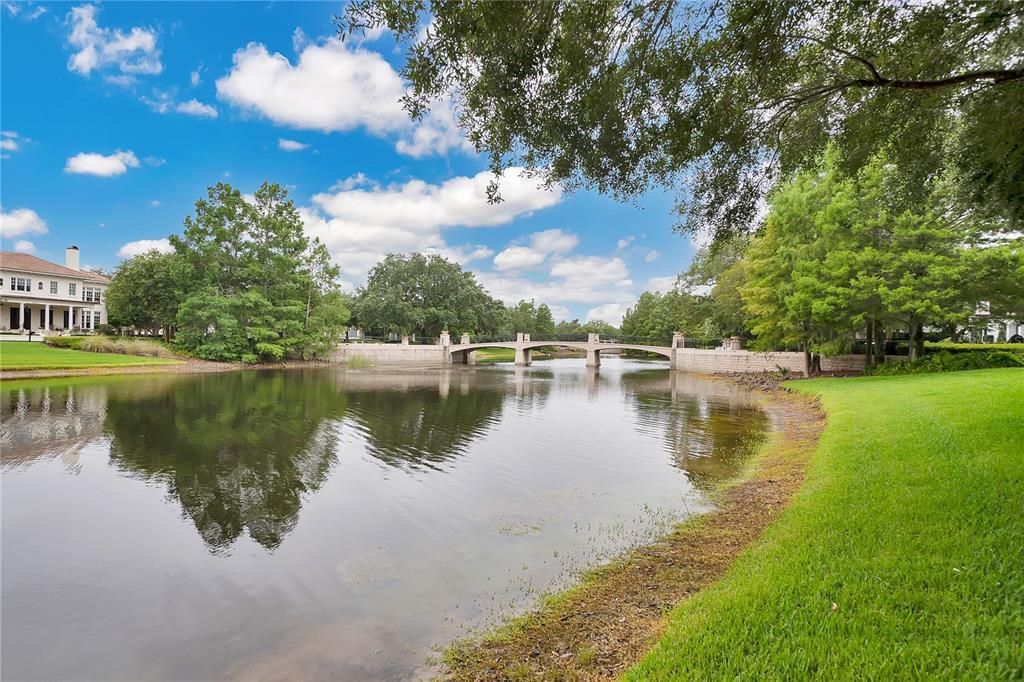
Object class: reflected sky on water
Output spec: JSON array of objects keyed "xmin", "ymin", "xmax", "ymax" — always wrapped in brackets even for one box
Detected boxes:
[{"xmin": 1, "ymin": 359, "xmax": 773, "ymax": 681}]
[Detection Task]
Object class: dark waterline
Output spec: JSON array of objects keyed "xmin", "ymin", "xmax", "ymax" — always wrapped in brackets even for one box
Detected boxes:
[{"xmin": 1, "ymin": 359, "xmax": 772, "ymax": 681}]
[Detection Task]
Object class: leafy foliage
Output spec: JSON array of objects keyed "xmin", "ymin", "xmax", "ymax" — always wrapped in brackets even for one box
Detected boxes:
[
  {"xmin": 341, "ymin": 0, "xmax": 1024, "ymax": 239},
  {"xmin": 868, "ymin": 350, "xmax": 1024, "ymax": 375},
  {"xmin": 353, "ymin": 252, "xmax": 503, "ymax": 337},
  {"xmin": 167, "ymin": 182, "xmax": 348, "ymax": 362},
  {"xmin": 105, "ymin": 249, "xmax": 182, "ymax": 338}
]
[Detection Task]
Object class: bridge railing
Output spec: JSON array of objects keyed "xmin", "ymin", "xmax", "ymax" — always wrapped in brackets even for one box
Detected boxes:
[
  {"xmin": 599, "ymin": 335, "xmax": 675, "ymax": 347},
  {"xmin": 465, "ymin": 334, "xmax": 518, "ymax": 344}
]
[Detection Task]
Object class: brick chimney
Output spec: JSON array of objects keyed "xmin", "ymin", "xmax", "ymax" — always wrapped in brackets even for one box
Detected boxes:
[{"xmin": 65, "ymin": 245, "xmax": 80, "ymax": 271}]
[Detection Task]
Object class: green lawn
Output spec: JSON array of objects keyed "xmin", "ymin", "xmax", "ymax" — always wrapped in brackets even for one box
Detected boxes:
[
  {"xmin": 629, "ymin": 368, "xmax": 1023, "ymax": 680},
  {"xmin": 0, "ymin": 341, "xmax": 181, "ymax": 370},
  {"xmin": 474, "ymin": 347, "xmax": 515, "ymax": 363}
]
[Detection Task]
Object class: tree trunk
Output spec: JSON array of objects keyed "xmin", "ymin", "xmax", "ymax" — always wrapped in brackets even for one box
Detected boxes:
[
  {"xmin": 865, "ymin": 320, "xmax": 874, "ymax": 368},
  {"xmin": 803, "ymin": 346, "xmax": 813, "ymax": 377},
  {"xmin": 909, "ymin": 321, "xmax": 925, "ymax": 361}
]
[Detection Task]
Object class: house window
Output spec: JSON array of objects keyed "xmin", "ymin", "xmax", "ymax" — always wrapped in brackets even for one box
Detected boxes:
[
  {"xmin": 11, "ymin": 277, "xmax": 31, "ymax": 292},
  {"xmin": 68, "ymin": 283, "xmax": 77, "ymax": 297},
  {"xmin": 38, "ymin": 281, "xmax": 43, "ymax": 290},
  {"xmin": 50, "ymin": 281, "xmax": 58, "ymax": 294},
  {"xmin": 83, "ymin": 287, "xmax": 101, "ymax": 303},
  {"xmin": 93, "ymin": 311, "xmax": 102, "ymax": 328}
]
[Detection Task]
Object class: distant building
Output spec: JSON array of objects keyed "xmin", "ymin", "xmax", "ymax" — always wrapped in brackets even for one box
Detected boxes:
[{"xmin": 0, "ymin": 247, "xmax": 110, "ymax": 332}]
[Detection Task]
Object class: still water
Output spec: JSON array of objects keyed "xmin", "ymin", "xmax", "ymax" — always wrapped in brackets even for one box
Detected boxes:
[{"xmin": 1, "ymin": 359, "xmax": 772, "ymax": 681}]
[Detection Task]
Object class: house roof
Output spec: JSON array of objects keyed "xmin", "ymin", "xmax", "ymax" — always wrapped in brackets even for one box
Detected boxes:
[{"xmin": 0, "ymin": 252, "xmax": 110, "ymax": 283}]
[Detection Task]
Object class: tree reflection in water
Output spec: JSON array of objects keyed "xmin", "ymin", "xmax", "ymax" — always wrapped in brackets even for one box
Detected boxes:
[
  {"xmin": 104, "ymin": 371, "xmax": 348, "ymax": 551},
  {"xmin": 100, "ymin": 369, "xmax": 516, "ymax": 552},
  {"xmin": 621, "ymin": 370, "xmax": 772, "ymax": 490}
]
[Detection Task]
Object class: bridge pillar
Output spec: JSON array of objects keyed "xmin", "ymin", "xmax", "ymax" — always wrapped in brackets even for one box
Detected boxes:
[
  {"xmin": 460, "ymin": 333, "xmax": 471, "ymax": 345},
  {"xmin": 514, "ymin": 348, "xmax": 532, "ymax": 366},
  {"xmin": 585, "ymin": 348, "xmax": 601, "ymax": 368},
  {"xmin": 439, "ymin": 330, "xmax": 451, "ymax": 347}
]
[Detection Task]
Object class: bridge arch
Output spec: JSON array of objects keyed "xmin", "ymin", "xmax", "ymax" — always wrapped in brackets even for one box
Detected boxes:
[{"xmin": 447, "ymin": 341, "xmax": 674, "ymax": 367}]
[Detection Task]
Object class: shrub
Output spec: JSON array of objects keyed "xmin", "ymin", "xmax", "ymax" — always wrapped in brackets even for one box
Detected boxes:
[
  {"xmin": 869, "ymin": 350, "xmax": 1024, "ymax": 376},
  {"xmin": 95, "ymin": 323, "xmax": 118, "ymax": 336},
  {"xmin": 75, "ymin": 336, "xmax": 176, "ymax": 358},
  {"xmin": 926, "ymin": 342, "xmax": 1024, "ymax": 354},
  {"xmin": 44, "ymin": 336, "xmax": 85, "ymax": 350}
]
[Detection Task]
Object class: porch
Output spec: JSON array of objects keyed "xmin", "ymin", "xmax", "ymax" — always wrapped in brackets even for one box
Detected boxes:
[{"xmin": 0, "ymin": 301, "xmax": 99, "ymax": 333}]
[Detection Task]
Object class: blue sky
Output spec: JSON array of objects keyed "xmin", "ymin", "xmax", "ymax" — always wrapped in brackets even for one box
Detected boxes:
[{"xmin": 0, "ymin": 1, "xmax": 697, "ymax": 323}]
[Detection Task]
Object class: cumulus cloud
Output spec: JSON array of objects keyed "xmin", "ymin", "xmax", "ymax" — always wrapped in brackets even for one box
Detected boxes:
[
  {"xmin": 647, "ymin": 275, "xmax": 678, "ymax": 293},
  {"xmin": 176, "ymin": 99, "xmax": 218, "ymax": 118},
  {"xmin": 300, "ymin": 168, "xmax": 561, "ymax": 281},
  {"xmin": 586, "ymin": 302, "xmax": 632, "ymax": 326},
  {"xmin": 117, "ymin": 238, "xmax": 173, "ymax": 258},
  {"xmin": 0, "ymin": 208, "xmax": 48, "ymax": 238},
  {"xmin": 616, "ymin": 235, "xmax": 635, "ymax": 250},
  {"xmin": 66, "ymin": 4, "xmax": 162, "ymax": 78},
  {"xmin": 13, "ymin": 240, "xmax": 36, "ymax": 254},
  {"xmin": 644, "ymin": 249, "xmax": 660, "ymax": 263},
  {"xmin": 216, "ymin": 38, "xmax": 472, "ymax": 157},
  {"xmin": 492, "ymin": 228, "xmax": 579, "ymax": 271},
  {"xmin": 65, "ymin": 150, "xmax": 140, "ymax": 176},
  {"xmin": 278, "ymin": 138, "xmax": 309, "ymax": 152},
  {"xmin": 1, "ymin": 131, "xmax": 19, "ymax": 153},
  {"xmin": 549, "ymin": 256, "xmax": 629, "ymax": 285}
]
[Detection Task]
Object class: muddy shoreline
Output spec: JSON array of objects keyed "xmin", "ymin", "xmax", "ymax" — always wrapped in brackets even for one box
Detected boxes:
[{"xmin": 440, "ymin": 383, "xmax": 825, "ymax": 681}]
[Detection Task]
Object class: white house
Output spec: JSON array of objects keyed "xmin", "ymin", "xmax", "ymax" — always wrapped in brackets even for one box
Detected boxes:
[{"xmin": 0, "ymin": 247, "xmax": 110, "ymax": 333}]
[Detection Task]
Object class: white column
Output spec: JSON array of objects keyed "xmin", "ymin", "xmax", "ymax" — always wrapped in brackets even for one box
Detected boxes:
[
  {"xmin": 18, "ymin": 302, "xmax": 24, "ymax": 330},
  {"xmin": 45, "ymin": 304, "xmax": 51, "ymax": 331},
  {"xmin": 70, "ymin": 306, "xmax": 76, "ymax": 330}
]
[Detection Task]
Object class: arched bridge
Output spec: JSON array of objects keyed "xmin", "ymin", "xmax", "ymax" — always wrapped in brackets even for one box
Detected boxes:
[{"xmin": 447, "ymin": 332, "xmax": 685, "ymax": 368}]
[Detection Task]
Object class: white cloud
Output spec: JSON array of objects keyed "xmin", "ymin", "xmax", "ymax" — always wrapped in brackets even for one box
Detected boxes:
[
  {"xmin": 13, "ymin": 240, "xmax": 36, "ymax": 254},
  {"xmin": 66, "ymin": 4, "xmax": 162, "ymax": 78},
  {"xmin": 0, "ymin": 130, "xmax": 28, "ymax": 154},
  {"xmin": 616, "ymin": 236, "xmax": 634, "ymax": 250},
  {"xmin": 3, "ymin": 1, "xmax": 47, "ymax": 21},
  {"xmin": 117, "ymin": 238, "xmax": 172, "ymax": 258},
  {"xmin": 144, "ymin": 92, "xmax": 218, "ymax": 118},
  {"xmin": 216, "ymin": 38, "xmax": 471, "ymax": 157},
  {"xmin": 0, "ymin": 208, "xmax": 48, "ymax": 238},
  {"xmin": 492, "ymin": 228, "xmax": 579, "ymax": 271},
  {"xmin": 647, "ymin": 275, "xmax": 678, "ymax": 293},
  {"xmin": 176, "ymin": 99, "xmax": 218, "ymax": 118},
  {"xmin": 301, "ymin": 168, "xmax": 561, "ymax": 281},
  {"xmin": 65, "ymin": 150, "xmax": 140, "ymax": 176},
  {"xmin": 586, "ymin": 302, "xmax": 632, "ymax": 326},
  {"xmin": 644, "ymin": 249, "xmax": 660, "ymax": 263},
  {"xmin": 150, "ymin": 199, "xmax": 161, "ymax": 207},
  {"xmin": 278, "ymin": 138, "xmax": 309, "ymax": 152},
  {"xmin": 549, "ymin": 256, "xmax": 629, "ymax": 285},
  {"xmin": 190, "ymin": 66, "xmax": 202, "ymax": 87},
  {"xmin": 144, "ymin": 155, "xmax": 166, "ymax": 167}
]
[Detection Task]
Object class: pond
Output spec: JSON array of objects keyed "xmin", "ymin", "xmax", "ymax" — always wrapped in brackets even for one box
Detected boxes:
[{"xmin": 1, "ymin": 359, "xmax": 773, "ymax": 681}]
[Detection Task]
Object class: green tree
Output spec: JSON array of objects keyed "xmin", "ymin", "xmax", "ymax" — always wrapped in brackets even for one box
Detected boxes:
[
  {"xmin": 341, "ymin": 1, "xmax": 1024, "ymax": 238},
  {"xmin": 534, "ymin": 303, "xmax": 556, "ymax": 335},
  {"xmin": 171, "ymin": 182, "xmax": 348, "ymax": 362},
  {"xmin": 353, "ymin": 252, "xmax": 503, "ymax": 337},
  {"xmin": 106, "ymin": 249, "xmax": 182, "ymax": 339}
]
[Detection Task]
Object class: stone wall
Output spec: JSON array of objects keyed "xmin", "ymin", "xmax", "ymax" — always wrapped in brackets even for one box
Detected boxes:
[
  {"xmin": 673, "ymin": 349, "xmax": 867, "ymax": 375},
  {"xmin": 328, "ymin": 343, "xmax": 448, "ymax": 366}
]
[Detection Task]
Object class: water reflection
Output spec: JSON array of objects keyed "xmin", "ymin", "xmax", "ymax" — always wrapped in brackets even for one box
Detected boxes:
[
  {"xmin": 2, "ymin": 361, "xmax": 774, "ymax": 681},
  {"xmin": 621, "ymin": 370, "xmax": 773, "ymax": 489}
]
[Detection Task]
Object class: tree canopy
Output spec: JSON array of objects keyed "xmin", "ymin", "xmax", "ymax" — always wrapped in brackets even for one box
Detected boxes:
[
  {"xmin": 353, "ymin": 252, "xmax": 504, "ymax": 337},
  {"xmin": 130, "ymin": 181, "xmax": 351, "ymax": 363},
  {"xmin": 341, "ymin": 0, "xmax": 1023, "ymax": 239}
]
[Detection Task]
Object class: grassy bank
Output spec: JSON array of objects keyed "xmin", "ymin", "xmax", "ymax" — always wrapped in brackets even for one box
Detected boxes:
[
  {"xmin": 0, "ymin": 341, "xmax": 180, "ymax": 370},
  {"xmin": 630, "ymin": 369, "xmax": 1023, "ymax": 679},
  {"xmin": 442, "ymin": 391, "xmax": 825, "ymax": 680}
]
